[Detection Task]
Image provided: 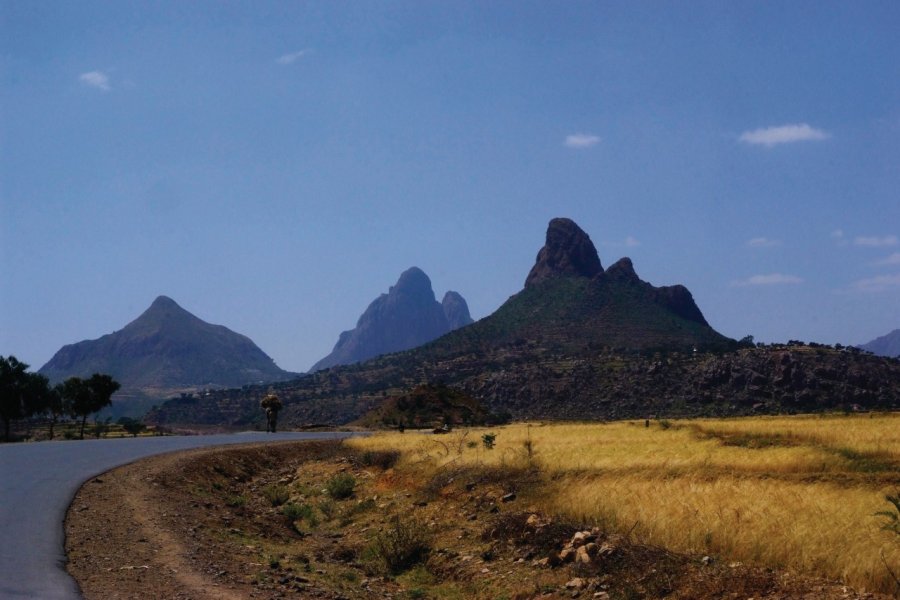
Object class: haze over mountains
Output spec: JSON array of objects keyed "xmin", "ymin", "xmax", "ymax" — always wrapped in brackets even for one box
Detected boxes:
[
  {"xmin": 310, "ymin": 267, "xmax": 473, "ymax": 372},
  {"xmin": 39, "ymin": 296, "xmax": 297, "ymax": 415}
]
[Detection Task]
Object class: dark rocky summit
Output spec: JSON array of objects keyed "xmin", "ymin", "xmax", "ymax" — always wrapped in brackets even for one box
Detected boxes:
[
  {"xmin": 309, "ymin": 267, "xmax": 473, "ymax": 372},
  {"xmin": 40, "ymin": 296, "xmax": 296, "ymax": 414},
  {"xmin": 858, "ymin": 328, "xmax": 900, "ymax": 358},
  {"xmin": 524, "ymin": 217, "xmax": 604, "ymax": 287}
]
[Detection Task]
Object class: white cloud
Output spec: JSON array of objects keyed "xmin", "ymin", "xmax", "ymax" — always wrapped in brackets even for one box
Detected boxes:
[
  {"xmin": 79, "ymin": 70, "xmax": 110, "ymax": 91},
  {"xmin": 747, "ymin": 237, "xmax": 781, "ymax": 248},
  {"xmin": 874, "ymin": 252, "xmax": 900, "ymax": 266},
  {"xmin": 732, "ymin": 273, "xmax": 804, "ymax": 287},
  {"xmin": 564, "ymin": 133, "xmax": 600, "ymax": 149},
  {"xmin": 276, "ymin": 50, "xmax": 310, "ymax": 65},
  {"xmin": 854, "ymin": 235, "xmax": 898, "ymax": 247},
  {"xmin": 738, "ymin": 123, "xmax": 830, "ymax": 147},
  {"xmin": 849, "ymin": 273, "xmax": 900, "ymax": 293}
]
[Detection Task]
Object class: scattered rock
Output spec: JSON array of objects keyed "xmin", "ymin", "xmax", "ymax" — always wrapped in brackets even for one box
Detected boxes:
[{"xmin": 565, "ymin": 577, "xmax": 586, "ymax": 590}]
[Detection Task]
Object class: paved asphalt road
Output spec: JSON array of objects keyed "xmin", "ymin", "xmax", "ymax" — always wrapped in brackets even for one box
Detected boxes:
[{"xmin": 0, "ymin": 432, "xmax": 354, "ymax": 599}]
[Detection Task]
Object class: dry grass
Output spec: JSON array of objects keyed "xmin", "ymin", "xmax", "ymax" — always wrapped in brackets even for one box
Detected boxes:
[{"xmin": 348, "ymin": 413, "xmax": 900, "ymax": 594}]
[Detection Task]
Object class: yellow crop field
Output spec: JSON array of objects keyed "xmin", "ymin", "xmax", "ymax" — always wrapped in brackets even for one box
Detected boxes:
[{"xmin": 348, "ymin": 413, "xmax": 900, "ymax": 594}]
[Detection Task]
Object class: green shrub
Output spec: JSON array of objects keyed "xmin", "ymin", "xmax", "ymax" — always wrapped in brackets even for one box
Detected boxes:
[
  {"xmin": 326, "ymin": 473, "xmax": 356, "ymax": 499},
  {"xmin": 875, "ymin": 492, "xmax": 900, "ymax": 536},
  {"xmin": 225, "ymin": 494, "xmax": 247, "ymax": 507},
  {"xmin": 318, "ymin": 498, "xmax": 337, "ymax": 520},
  {"xmin": 371, "ymin": 516, "xmax": 431, "ymax": 574},
  {"xmin": 262, "ymin": 484, "xmax": 290, "ymax": 507},
  {"xmin": 283, "ymin": 502, "xmax": 314, "ymax": 521},
  {"xmin": 482, "ymin": 433, "xmax": 497, "ymax": 449}
]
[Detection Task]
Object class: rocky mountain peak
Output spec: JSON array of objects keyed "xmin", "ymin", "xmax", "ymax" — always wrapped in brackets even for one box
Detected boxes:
[
  {"xmin": 525, "ymin": 218, "xmax": 603, "ymax": 288},
  {"xmin": 391, "ymin": 267, "xmax": 435, "ymax": 303},
  {"xmin": 150, "ymin": 295, "xmax": 178, "ymax": 308},
  {"xmin": 605, "ymin": 257, "xmax": 639, "ymax": 282},
  {"xmin": 310, "ymin": 268, "xmax": 473, "ymax": 371},
  {"xmin": 38, "ymin": 296, "xmax": 296, "ymax": 416},
  {"xmin": 441, "ymin": 291, "xmax": 474, "ymax": 329}
]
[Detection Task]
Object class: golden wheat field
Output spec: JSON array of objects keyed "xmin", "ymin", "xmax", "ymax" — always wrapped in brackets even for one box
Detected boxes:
[{"xmin": 348, "ymin": 413, "xmax": 900, "ymax": 594}]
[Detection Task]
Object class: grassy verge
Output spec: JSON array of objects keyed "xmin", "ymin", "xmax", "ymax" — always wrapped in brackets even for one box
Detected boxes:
[{"xmin": 348, "ymin": 413, "xmax": 900, "ymax": 594}]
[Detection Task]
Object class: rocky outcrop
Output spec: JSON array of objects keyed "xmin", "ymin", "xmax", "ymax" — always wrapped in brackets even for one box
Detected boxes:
[
  {"xmin": 310, "ymin": 267, "xmax": 473, "ymax": 371},
  {"xmin": 524, "ymin": 218, "xmax": 603, "ymax": 287},
  {"xmin": 442, "ymin": 291, "xmax": 474, "ymax": 329}
]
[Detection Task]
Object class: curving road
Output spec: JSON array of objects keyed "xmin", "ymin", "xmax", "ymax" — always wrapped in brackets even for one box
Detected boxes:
[{"xmin": 0, "ymin": 431, "xmax": 355, "ymax": 599}]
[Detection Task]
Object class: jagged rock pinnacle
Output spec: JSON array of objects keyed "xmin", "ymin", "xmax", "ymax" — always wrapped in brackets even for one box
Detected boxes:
[
  {"xmin": 525, "ymin": 218, "xmax": 603, "ymax": 288},
  {"xmin": 442, "ymin": 291, "xmax": 474, "ymax": 329}
]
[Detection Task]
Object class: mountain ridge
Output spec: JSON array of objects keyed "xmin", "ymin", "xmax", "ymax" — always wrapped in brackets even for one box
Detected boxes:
[{"xmin": 858, "ymin": 328, "xmax": 900, "ymax": 358}]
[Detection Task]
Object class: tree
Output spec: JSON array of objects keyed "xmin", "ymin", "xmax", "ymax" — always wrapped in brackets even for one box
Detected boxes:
[
  {"xmin": 45, "ymin": 384, "xmax": 70, "ymax": 440},
  {"xmin": 117, "ymin": 417, "xmax": 146, "ymax": 437},
  {"xmin": 0, "ymin": 356, "xmax": 51, "ymax": 442},
  {"xmin": 62, "ymin": 374, "xmax": 120, "ymax": 439}
]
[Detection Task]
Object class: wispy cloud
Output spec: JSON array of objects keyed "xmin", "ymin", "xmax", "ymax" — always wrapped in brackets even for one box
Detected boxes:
[
  {"xmin": 854, "ymin": 235, "xmax": 898, "ymax": 247},
  {"xmin": 747, "ymin": 237, "xmax": 781, "ymax": 248},
  {"xmin": 732, "ymin": 273, "xmax": 803, "ymax": 287},
  {"xmin": 276, "ymin": 50, "xmax": 310, "ymax": 65},
  {"xmin": 602, "ymin": 236, "xmax": 641, "ymax": 248},
  {"xmin": 738, "ymin": 123, "xmax": 830, "ymax": 147},
  {"xmin": 79, "ymin": 70, "xmax": 110, "ymax": 92},
  {"xmin": 849, "ymin": 273, "xmax": 900, "ymax": 293},
  {"xmin": 874, "ymin": 252, "xmax": 900, "ymax": 266},
  {"xmin": 564, "ymin": 133, "xmax": 600, "ymax": 149}
]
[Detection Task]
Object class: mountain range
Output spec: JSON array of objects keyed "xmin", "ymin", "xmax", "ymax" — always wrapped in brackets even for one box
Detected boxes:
[
  {"xmin": 146, "ymin": 218, "xmax": 900, "ymax": 430},
  {"xmin": 310, "ymin": 267, "xmax": 472, "ymax": 371}
]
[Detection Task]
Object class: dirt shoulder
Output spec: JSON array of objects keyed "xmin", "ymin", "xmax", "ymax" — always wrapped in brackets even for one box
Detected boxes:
[{"xmin": 65, "ymin": 440, "xmax": 893, "ymax": 599}]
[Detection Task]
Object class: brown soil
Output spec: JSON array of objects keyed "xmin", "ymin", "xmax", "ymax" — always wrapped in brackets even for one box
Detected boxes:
[{"xmin": 65, "ymin": 440, "xmax": 894, "ymax": 599}]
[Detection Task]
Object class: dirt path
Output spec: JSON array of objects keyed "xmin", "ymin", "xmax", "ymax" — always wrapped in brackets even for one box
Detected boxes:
[{"xmin": 65, "ymin": 444, "xmax": 269, "ymax": 599}]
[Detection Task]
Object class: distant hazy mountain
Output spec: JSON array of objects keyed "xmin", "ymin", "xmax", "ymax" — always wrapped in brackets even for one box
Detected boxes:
[
  {"xmin": 310, "ymin": 267, "xmax": 473, "ymax": 372},
  {"xmin": 40, "ymin": 296, "xmax": 297, "ymax": 414},
  {"xmin": 858, "ymin": 329, "xmax": 900, "ymax": 357}
]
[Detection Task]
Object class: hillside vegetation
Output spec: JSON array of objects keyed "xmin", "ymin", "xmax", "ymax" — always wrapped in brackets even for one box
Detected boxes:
[
  {"xmin": 348, "ymin": 413, "xmax": 900, "ymax": 594},
  {"xmin": 148, "ymin": 343, "xmax": 900, "ymax": 430}
]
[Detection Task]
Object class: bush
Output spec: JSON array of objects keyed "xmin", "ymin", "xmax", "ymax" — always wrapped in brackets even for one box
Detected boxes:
[
  {"xmin": 283, "ymin": 502, "xmax": 318, "ymax": 528},
  {"xmin": 318, "ymin": 498, "xmax": 337, "ymax": 520},
  {"xmin": 482, "ymin": 433, "xmax": 497, "ymax": 449},
  {"xmin": 371, "ymin": 516, "xmax": 431, "ymax": 574},
  {"xmin": 875, "ymin": 492, "xmax": 900, "ymax": 536},
  {"xmin": 225, "ymin": 494, "xmax": 247, "ymax": 508},
  {"xmin": 262, "ymin": 484, "xmax": 290, "ymax": 507},
  {"xmin": 360, "ymin": 449, "xmax": 401, "ymax": 470},
  {"xmin": 326, "ymin": 473, "xmax": 356, "ymax": 499}
]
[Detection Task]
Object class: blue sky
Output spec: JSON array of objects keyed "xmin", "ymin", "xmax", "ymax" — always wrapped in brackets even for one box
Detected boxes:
[{"xmin": 2, "ymin": 1, "xmax": 899, "ymax": 373}]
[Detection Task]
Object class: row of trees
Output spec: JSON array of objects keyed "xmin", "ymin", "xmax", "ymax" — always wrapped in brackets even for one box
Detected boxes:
[{"xmin": 0, "ymin": 355, "xmax": 120, "ymax": 442}]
